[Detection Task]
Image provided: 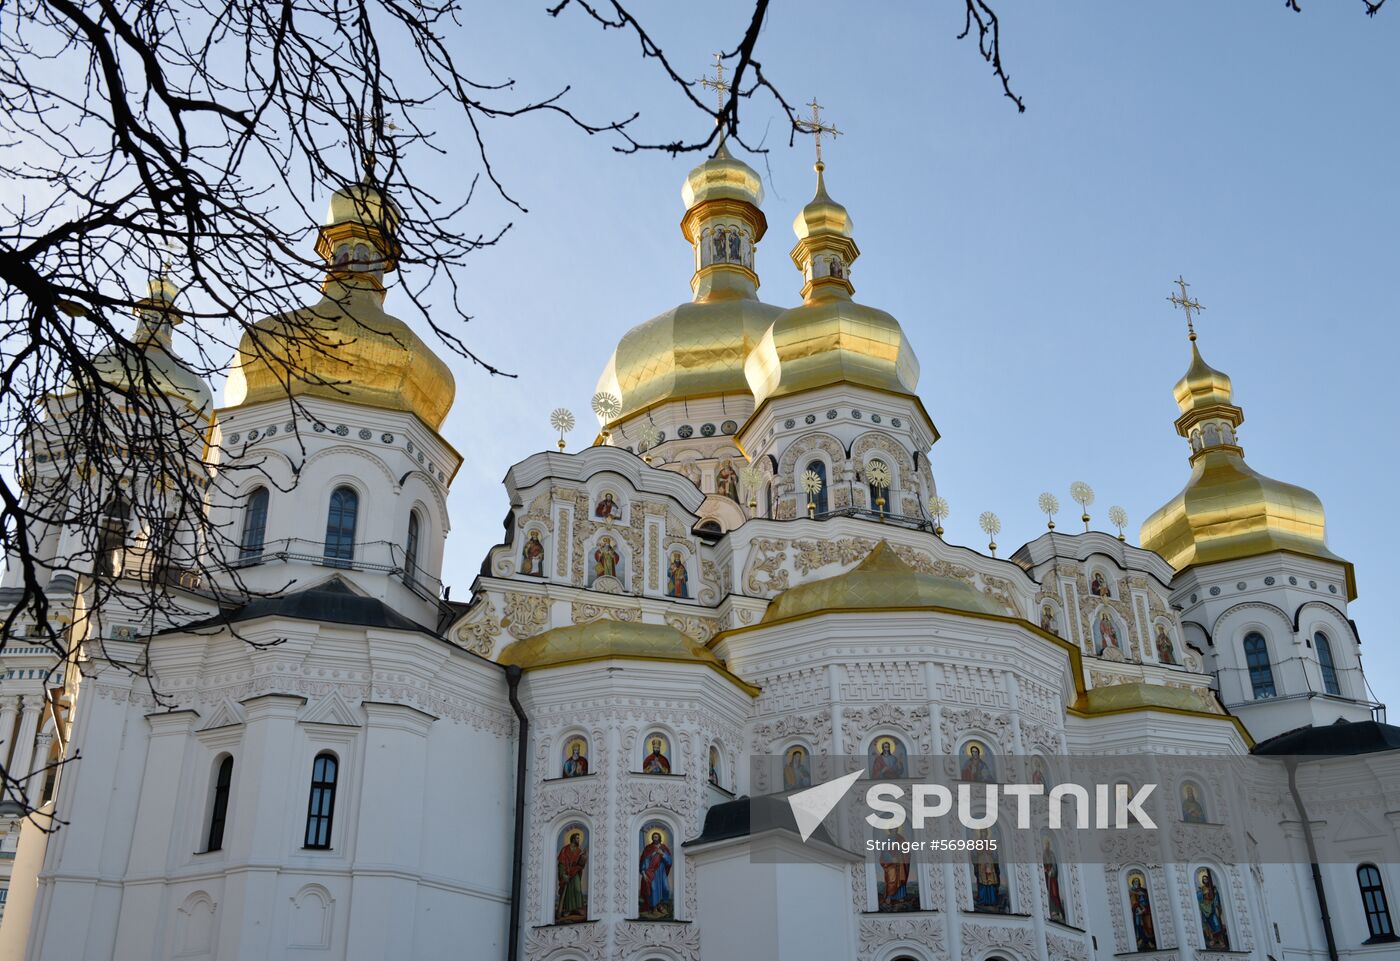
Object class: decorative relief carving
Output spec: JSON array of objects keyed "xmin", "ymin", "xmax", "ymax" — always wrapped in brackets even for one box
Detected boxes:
[
  {"xmin": 455, "ymin": 599, "xmax": 500, "ymax": 655},
  {"xmin": 517, "ymin": 491, "xmax": 554, "ymax": 532},
  {"xmin": 744, "ymin": 538, "xmax": 790, "ymax": 596},
  {"xmin": 1047, "ymin": 930, "xmax": 1089, "ymax": 961},
  {"xmin": 840, "ymin": 661, "xmax": 927, "ymax": 702},
  {"xmin": 664, "ymin": 612, "xmax": 721, "ymax": 644},
  {"xmin": 571, "ymin": 600, "xmax": 640, "ymax": 625},
  {"xmin": 502, "ymin": 593, "xmax": 551, "ymax": 640},
  {"xmin": 961, "ymin": 921, "xmax": 1036, "ymax": 961},
  {"xmin": 938, "ymin": 706, "xmax": 1013, "ymax": 760},
  {"xmin": 935, "ymin": 664, "xmax": 1010, "ymax": 711},
  {"xmin": 842, "ymin": 703, "xmax": 932, "ymax": 755},
  {"xmin": 857, "ymin": 913, "xmax": 945, "ymax": 961}
]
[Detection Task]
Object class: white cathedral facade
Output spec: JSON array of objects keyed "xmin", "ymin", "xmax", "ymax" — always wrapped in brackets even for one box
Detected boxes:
[{"xmin": 0, "ymin": 143, "xmax": 1396, "ymax": 961}]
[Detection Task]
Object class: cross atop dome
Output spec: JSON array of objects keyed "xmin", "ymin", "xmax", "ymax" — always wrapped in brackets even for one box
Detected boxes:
[{"xmin": 795, "ymin": 97, "xmax": 841, "ymax": 166}]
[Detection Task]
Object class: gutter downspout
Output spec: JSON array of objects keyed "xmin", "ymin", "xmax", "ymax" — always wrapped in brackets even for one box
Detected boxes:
[
  {"xmin": 505, "ymin": 665, "xmax": 528, "ymax": 961},
  {"xmin": 1286, "ymin": 758, "xmax": 1339, "ymax": 961}
]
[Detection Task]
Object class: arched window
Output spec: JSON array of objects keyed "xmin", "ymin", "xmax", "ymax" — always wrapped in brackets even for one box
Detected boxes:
[
  {"xmin": 803, "ymin": 460, "xmax": 828, "ymax": 516},
  {"xmin": 239, "ymin": 487, "xmax": 269, "ymax": 561},
  {"xmin": 1315, "ymin": 631, "xmax": 1341, "ymax": 696},
  {"xmin": 304, "ymin": 753, "xmax": 339, "ymax": 849},
  {"xmin": 1243, "ymin": 632, "xmax": 1276, "ymax": 699},
  {"xmin": 404, "ymin": 510, "xmax": 421, "ymax": 586},
  {"xmin": 1358, "ymin": 864, "xmax": 1395, "ymax": 940},
  {"xmin": 205, "ymin": 755, "xmax": 233, "ymax": 852},
  {"xmin": 323, "ymin": 487, "xmax": 358, "ymax": 567},
  {"xmin": 97, "ymin": 494, "xmax": 131, "ymax": 576}
]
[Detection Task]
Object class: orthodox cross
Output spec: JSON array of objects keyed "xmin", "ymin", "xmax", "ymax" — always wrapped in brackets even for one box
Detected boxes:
[
  {"xmin": 795, "ymin": 97, "xmax": 840, "ymax": 165},
  {"xmin": 1168, "ymin": 275, "xmax": 1205, "ymax": 341},
  {"xmin": 360, "ymin": 111, "xmax": 398, "ymax": 177},
  {"xmin": 697, "ymin": 53, "xmax": 730, "ymax": 112}
]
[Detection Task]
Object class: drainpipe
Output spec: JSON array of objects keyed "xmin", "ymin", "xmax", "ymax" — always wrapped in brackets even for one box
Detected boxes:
[
  {"xmin": 1286, "ymin": 758, "xmax": 1339, "ymax": 961},
  {"xmin": 505, "ymin": 665, "xmax": 528, "ymax": 961}
]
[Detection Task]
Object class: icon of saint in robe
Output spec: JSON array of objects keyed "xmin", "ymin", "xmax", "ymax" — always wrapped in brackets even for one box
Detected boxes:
[
  {"xmin": 562, "ymin": 739, "xmax": 588, "ymax": 778},
  {"xmin": 1041, "ymin": 603, "xmax": 1058, "ymax": 635},
  {"xmin": 594, "ymin": 492, "xmax": 617, "ymax": 519},
  {"xmin": 554, "ymin": 827, "xmax": 588, "ymax": 923},
  {"xmin": 972, "ymin": 833, "xmax": 1007, "ymax": 913},
  {"xmin": 708, "ymin": 745, "xmax": 720, "ymax": 786},
  {"xmin": 716, "ymin": 460, "xmax": 741, "ymax": 503},
  {"xmin": 642, "ymin": 735, "xmax": 671, "ymax": 774},
  {"xmin": 1156, "ymin": 624, "xmax": 1176, "ymax": 664},
  {"xmin": 878, "ymin": 828, "xmax": 916, "ymax": 912},
  {"xmin": 1181, "ymin": 783, "xmax": 1207, "ymax": 823},
  {"xmin": 593, "ymin": 536, "xmax": 620, "ymax": 581},
  {"xmin": 960, "ymin": 742, "xmax": 994, "ymax": 783},
  {"xmin": 665, "ymin": 552, "xmax": 689, "ymax": 598},
  {"xmin": 638, "ymin": 826, "xmax": 674, "ymax": 919},
  {"xmin": 783, "ymin": 746, "xmax": 811, "ymax": 791},
  {"xmin": 1090, "ymin": 571, "xmax": 1111, "ymax": 597},
  {"xmin": 728, "ymin": 230, "xmax": 741, "ymax": 263},
  {"xmin": 1128, "ymin": 872, "xmax": 1157, "ymax": 951},
  {"xmin": 1196, "ymin": 868, "xmax": 1230, "ymax": 949},
  {"xmin": 1043, "ymin": 836, "xmax": 1065, "ymax": 923},
  {"xmin": 522, "ymin": 530, "xmax": 545, "ymax": 576},
  {"xmin": 1097, "ymin": 612, "xmax": 1120, "ymax": 653},
  {"xmin": 868, "ymin": 738, "xmax": 907, "ymax": 780},
  {"xmin": 711, "ymin": 230, "xmax": 727, "ymax": 264}
]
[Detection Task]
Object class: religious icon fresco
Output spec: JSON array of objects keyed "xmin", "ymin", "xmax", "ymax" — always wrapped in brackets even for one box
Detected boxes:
[
  {"xmin": 554, "ymin": 823, "xmax": 589, "ymax": 923},
  {"xmin": 716, "ymin": 459, "xmax": 741, "ymax": 503},
  {"xmin": 707, "ymin": 744, "xmax": 721, "ymax": 787},
  {"xmin": 1042, "ymin": 833, "xmax": 1066, "ymax": 923},
  {"xmin": 1127, "ymin": 870, "xmax": 1158, "ymax": 951},
  {"xmin": 959, "ymin": 740, "xmax": 995, "ymax": 783},
  {"xmin": 641, "ymin": 733, "xmax": 672, "ymax": 774},
  {"xmin": 593, "ymin": 491, "xmax": 618, "ymax": 520},
  {"xmin": 561, "ymin": 737, "xmax": 589, "ymax": 778},
  {"xmin": 1181, "ymin": 782, "xmax": 1208, "ymax": 823},
  {"xmin": 877, "ymin": 827, "xmax": 918, "ymax": 912},
  {"xmin": 783, "ymin": 745, "xmax": 812, "ymax": 791},
  {"xmin": 1030, "ymin": 756, "xmax": 1050, "ymax": 790},
  {"xmin": 1155, "ymin": 623, "xmax": 1177, "ymax": 664},
  {"xmin": 971, "ymin": 829, "xmax": 1008, "ymax": 913},
  {"xmin": 591, "ymin": 536, "xmax": 622, "ymax": 584},
  {"xmin": 1093, "ymin": 611, "xmax": 1121, "ymax": 655},
  {"xmin": 638, "ymin": 823, "xmax": 675, "ymax": 920},
  {"xmin": 1196, "ymin": 868, "xmax": 1230, "ymax": 949},
  {"xmin": 1090, "ymin": 571, "xmax": 1112, "ymax": 597},
  {"xmin": 1040, "ymin": 603, "xmax": 1059, "ymax": 636},
  {"xmin": 867, "ymin": 736, "xmax": 908, "ymax": 780},
  {"xmin": 666, "ymin": 552, "xmax": 689, "ymax": 598},
  {"xmin": 521, "ymin": 529, "xmax": 545, "ymax": 577}
]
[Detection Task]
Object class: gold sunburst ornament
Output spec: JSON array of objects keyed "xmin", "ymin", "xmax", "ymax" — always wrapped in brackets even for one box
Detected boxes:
[
  {"xmin": 739, "ymin": 464, "xmax": 764, "ymax": 511},
  {"xmin": 800, "ymin": 469, "xmax": 824, "ymax": 518},
  {"xmin": 866, "ymin": 459, "xmax": 892, "ymax": 517},
  {"xmin": 979, "ymin": 510, "xmax": 1002, "ymax": 557},
  {"xmin": 549, "ymin": 408, "xmax": 575, "ymax": 451},
  {"xmin": 1070, "ymin": 481, "xmax": 1094, "ymax": 532},
  {"xmin": 928, "ymin": 495, "xmax": 949, "ymax": 537},
  {"xmin": 591, "ymin": 391, "xmax": 622, "ymax": 443},
  {"xmin": 1108, "ymin": 505, "xmax": 1129, "ymax": 542},
  {"xmin": 1038, "ymin": 492, "xmax": 1060, "ymax": 531},
  {"xmin": 636, "ymin": 424, "xmax": 662, "ymax": 463}
]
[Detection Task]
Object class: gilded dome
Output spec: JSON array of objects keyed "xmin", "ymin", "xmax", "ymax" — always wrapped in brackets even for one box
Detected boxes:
[
  {"xmin": 762, "ymin": 541, "xmax": 1000, "ymax": 623},
  {"xmin": 598, "ymin": 141, "xmax": 778, "ymax": 425},
  {"xmin": 496, "ymin": 620, "xmax": 757, "ymax": 694},
  {"xmin": 222, "ymin": 179, "xmax": 454, "ymax": 428},
  {"xmin": 84, "ymin": 277, "xmax": 212, "ymax": 418},
  {"xmin": 1141, "ymin": 339, "xmax": 1353, "ymax": 597},
  {"xmin": 792, "ymin": 163, "xmax": 852, "ymax": 241}
]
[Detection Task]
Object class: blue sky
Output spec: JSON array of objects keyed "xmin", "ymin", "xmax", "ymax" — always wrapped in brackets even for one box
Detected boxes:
[{"xmin": 377, "ymin": 4, "xmax": 1398, "ymax": 706}]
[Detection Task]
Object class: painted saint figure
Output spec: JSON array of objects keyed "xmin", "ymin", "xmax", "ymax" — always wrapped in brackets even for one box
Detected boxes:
[
  {"xmin": 522, "ymin": 530, "xmax": 545, "ymax": 576},
  {"xmin": 1181, "ymin": 783, "xmax": 1207, "ymax": 823},
  {"xmin": 1196, "ymin": 868, "xmax": 1230, "ymax": 950},
  {"xmin": 1043, "ymin": 836, "xmax": 1065, "ymax": 923},
  {"xmin": 711, "ymin": 229, "xmax": 727, "ymax": 264},
  {"xmin": 1128, "ymin": 871, "xmax": 1157, "ymax": 951},
  {"xmin": 593, "ymin": 536, "xmax": 620, "ymax": 581},
  {"xmin": 1040, "ymin": 604, "xmax": 1059, "ymax": 636},
  {"xmin": 716, "ymin": 459, "xmax": 741, "ymax": 503},
  {"xmin": 708, "ymin": 745, "xmax": 721, "ymax": 787},
  {"xmin": 666, "ymin": 552, "xmax": 689, "ymax": 598},
  {"xmin": 1090, "ymin": 571, "xmax": 1111, "ymax": 597},
  {"xmin": 638, "ymin": 826, "xmax": 674, "ymax": 920},
  {"xmin": 594, "ymin": 492, "xmax": 618, "ymax": 520},
  {"xmin": 554, "ymin": 826, "xmax": 588, "ymax": 923},
  {"xmin": 1156, "ymin": 624, "xmax": 1176, "ymax": 664},
  {"xmin": 562, "ymin": 739, "xmax": 588, "ymax": 778},
  {"xmin": 960, "ymin": 742, "xmax": 994, "ymax": 783},
  {"xmin": 868, "ymin": 738, "xmax": 907, "ymax": 780},
  {"xmin": 972, "ymin": 832, "xmax": 1007, "ymax": 913},
  {"xmin": 783, "ymin": 746, "xmax": 812, "ymax": 791},
  {"xmin": 878, "ymin": 828, "xmax": 916, "ymax": 912},
  {"xmin": 642, "ymin": 735, "xmax": 671, "ymax": 775},
  {"xmin": 1097, "ymin": 612, "xmax": 1120, "ymax": 653}
]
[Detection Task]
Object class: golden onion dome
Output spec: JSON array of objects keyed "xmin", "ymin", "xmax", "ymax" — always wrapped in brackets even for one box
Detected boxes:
[
  {"xmin": 762, "ymin": 541, "xmax": 1000, "ymax": 623},
  {"xmin": 598, "ymin": 140, "xmax": 778, "ymax": 425},
  {"xmin": 222, "ymin": 179, "xmax": 455, "ymax": 429},
  {"xmin": 1141, "ymin": 339, "xmax": 1353, "ymax": 597},
  {"xmin": 745, "ymin": 163, "xmax": 920, "ymax": 410},
  {"xmin": 84, "ymin": 276, "xmax": 213, "ymax": 418},
  {"xmin": 496, "ymin": 620, "xmax": 758, "ymax": 694}
]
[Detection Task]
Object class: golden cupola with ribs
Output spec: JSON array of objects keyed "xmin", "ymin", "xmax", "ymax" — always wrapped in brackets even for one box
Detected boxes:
[
  {"xmin": 594, "ymin": 140, "xmax": 783, "ymax": 427},
  {"xmin": 743, "ymin": 161, "xmax": 921, "ymax": 411},
  {"xmin": 223, "ymin": 178, "xmax": 456, "ymax": 430},
  {"xmin": 1140, "ymin": 333, "xmax": 1354, "ymax": 597}
]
